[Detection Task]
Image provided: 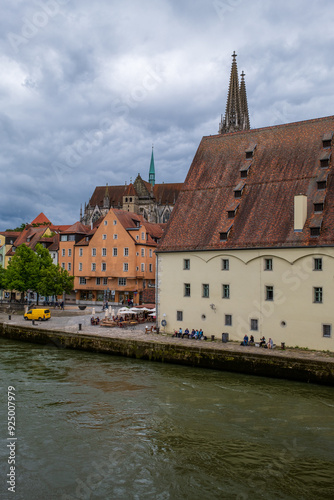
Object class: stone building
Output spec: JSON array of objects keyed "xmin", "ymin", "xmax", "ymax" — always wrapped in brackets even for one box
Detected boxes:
[{"xmin": 80, "ymin": 149, "xmax": 183, "ymax": 225}]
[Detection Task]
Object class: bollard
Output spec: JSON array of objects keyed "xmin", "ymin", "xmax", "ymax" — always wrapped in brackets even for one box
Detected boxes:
[
  {"xmin": 211, "ymin": 335, "xmax": 215, "ymax": 341},
  {"xmin": 78, "ymin": 323, "xmax": 82, "ymax": 331},
  {"xmin": 8, "ymin": 315, "xmax": 11, "ymax": 321},
  {"xmin": 281, "ymin": 342, "xmax": 285, "ymax": 350},
  {"xmin": 32, "ymin": 320, "xmax": 35, "ymax": 325}
]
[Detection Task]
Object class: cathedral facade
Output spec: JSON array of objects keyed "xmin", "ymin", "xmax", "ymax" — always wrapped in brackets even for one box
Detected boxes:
[{"xmin": 80, "ymin": 149, "xmax": 183, "ymax": 225}]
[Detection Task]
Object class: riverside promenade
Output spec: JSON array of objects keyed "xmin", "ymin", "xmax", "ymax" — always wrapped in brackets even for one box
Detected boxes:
[{"xmin": 1, "ymin": 307, "xmax": 334, "ymax": 385}]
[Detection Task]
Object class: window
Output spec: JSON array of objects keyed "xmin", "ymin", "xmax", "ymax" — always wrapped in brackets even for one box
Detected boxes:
[
  {"xmin": 102, "ymin": 248, "xmax": 107, "ymax": 257},
  {"xmin": 68, "ymin": 249, "xmax": 71, "ymax": 257},
  {"xmin": 102, "ymin": 263, "xmax": 107, "ymax": 271},
  {"xmin": 266, "ymin": 286, "xmax": 274, "ymax": 301},
  {"xmin": 323, "ymin": 324, "xmax": 331, "ymax": 337},
  {"xmin": 61, "ymin": 235, "xmax": 67, "ymax": 241},
  {"xmin": 220, "ymin": 232, "xmax": 228, "ymax": 241},
  {"xmin": 184, "ymin": 283, "xmax": 191, "ymax": 297},
  {"xmin": 222, "ymin": 259, "xmax": 229, "ymax": 270},
  {"xmin": 141, "ymin": 248, "xmax": 145, "ymax": 257},
  {"xmin": 184, "ymin": 259, "xmax": 190, "ymax": 270},
  {"xmin": 141, "ymin": 232, "xmax": 145, "ymax": 240},
  {"xmin": 79, "ymin": 248, "xmax": 83, "ymax": 257},
  {"xmin": 177, "ymin": 311, "xmax": 183, "ymax": 321},
  {"xmin": 68, "ymin": 263, "xmax": 71, "ymax": 271},
  {"xmin": 310, "ymin": 227, "xmax": 321, "ymax": 237},
  {"xmin": 202, "ymin": 284, "xmax": 210, "ymax": 298},
  {"xmin": 103, "ymin": 234, "xmax": 107, "ymax": 240},
  {"xmin": 136, "ymin": 235, "xmax": 139, "ymax": 241},
  {"xmin": 250, "ymin": 319, "xmax": 258, "ymax": 331},
  {"xmin": 141, "ymin": 263, "xmax": 145, "ymax": 272},
  {"xmin": 96, "ymin": 277, "xmax": 101, "ymax": 285},
  {"xmin": 92, "ymin": 248, "xmax": 96, "ymax": 256},
  {"xmin": 61, "ymin": 262, "xmax": 65, "ymax": 269},
  {"xmin": 104, "ymin": 220, "xmax": 108, "ymax": 226},
  {"xmin": 113, "ymin": 234, "xmax": 118, "ymax": 240},
  {"xmin": 314, "ymin": 258, "xmax": 322, "ymax": 271},
  {"xmin": 123, "ymin": 263, "xmax": 128, "ymax": 272},
  {"xmin": 92, "ymin": 263, "xmax": 96, "ymax": 271},
  {"xmin": 79, "ymin": 277, "xmax": 86, "ymax": 285},
  {"xmin": 317, "ymin": 180, "xmax": 327, "ymax": 190},
  {"xmin": 228, "ymin": 210, "xmax": 236, "ymax": 219},
  {"xmin": 118, "ymin": 278, "xmax": 127, "ymax": 286},
  {"xmin": 113, "ymin": 220, "xmax": 117, "ymax": 225},
  {"xmin": 61, "ymin": 249, "xmax": 65, "ymax": 257},
  {"xmin": 149, "ymin": 264, "xmax": 153, "ymax": 272},
  {"xmin": 124, "ymin": 248, "xmax": 129, "ymax": 256},
  {"xmin": 320, "ymin": 158, "xmax": 329, "ymax": 168},
  {"xmin": 149, "ymin": 249, "xmax": 153, "ymax": 258},
  {"xmin": 222, "ymin": 284, "xmax": 230, "ymax": 299},
  {"xmin": 103, "ymin": 277, "xmax": 108, "ymax": 285},
  {"xmin": 234, "ymin": 190, "xmax": 242, "ymax": 199},
  {"xmin": 113, "ymin": 248, "xmax": 118, "ymax": 257},
  {"xmin": 225, "ymin": 314, "xmax": 232, "ymax": 326},
  {"xmin": 79, "ymin": 263, "xmax": 82, "ymax": 271},
  {"xmin": 314, "ymin": 203, "xmax": 324, "ymax": 213},
  {"xmin": 264, "ymin": 258, "xmax": 273, "ymax": 271},
  {"xmin": 314, "ymin": 287, "xmax": 323, "ymax": 303}
]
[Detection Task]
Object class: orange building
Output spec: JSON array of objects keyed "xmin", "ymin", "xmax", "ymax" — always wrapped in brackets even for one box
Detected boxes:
[{"xmin": 60, "ymin": 209, "xmax": 164, "ymax": 305}]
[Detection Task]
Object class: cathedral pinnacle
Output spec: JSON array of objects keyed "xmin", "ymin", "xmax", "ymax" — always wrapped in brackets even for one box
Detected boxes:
[
  {"xmin": 149, "ymin": 146, "xmax": 155, "ymax": 187},
  {"xmin": 219, "ymin": 52, "xmax": 250, "ymax": 134}
]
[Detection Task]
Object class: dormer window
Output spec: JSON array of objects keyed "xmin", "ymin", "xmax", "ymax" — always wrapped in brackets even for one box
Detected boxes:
[
  {"xmin": 240, "ymin": 162, "xmax": 251, "ymax": 178},
  {"xmin": 245, "ymin": 145, "xmax": 256, "ymax": 159},
  {"xmin": 234, "ymin": 181, "xmax": 245, "ymax": 199},
  {"xmin": 320, "ymin": 150, "xmax": 331, "ymax": 168},
  {"xmin": 317, "ymin": 180, "xmax": 326, "ymax": 190},
  {"xmin": 220, "ymin": 224, "xmax": 233, "ymax": 241},
  {"xmin": 322, "ymin": 132, "xmax": 333, "ymax": 148},
  {"xmin": 310, "ymin": 227, "xmax": 320, "ymax": 237},
  {"xmin": 220, "ymin": 232, "xmax": 228, "ymax": 241},
  {"xmin": 314, "ymin": 203, "xmax": 324, "ymax": 213}
]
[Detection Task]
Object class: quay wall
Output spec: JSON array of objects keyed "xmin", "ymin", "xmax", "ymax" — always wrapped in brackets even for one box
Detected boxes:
[{"xmin": 1, "ymin": 322, "xmax": 334, "ymax": 386}]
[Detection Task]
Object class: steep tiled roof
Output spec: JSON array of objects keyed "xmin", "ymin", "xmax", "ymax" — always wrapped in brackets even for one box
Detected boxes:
[
  {"xmin": 113, "ymin": 209, "xmax": 164, "ymax": 243},
  {"xmin": 153, "ymin": 183, "xmax": 183, "ymax": 204},
  {"xmin": 31, "ymin": 212, "xmax": 51, "ymax": 225},
  {"xmin": 89, "ymin": 185, "xmax": 127, "ymax": 207},
  {"xmin": 158, "ymin": 115, "xmax": 334, "ymax": 252},
  {"xmin": 61, "ymin": 221, "xmax": 90, "ymax": 234}
]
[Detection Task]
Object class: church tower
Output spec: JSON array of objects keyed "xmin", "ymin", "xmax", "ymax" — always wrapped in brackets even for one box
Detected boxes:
[
  {"xmin": 219, "ymin": 51, "xmax": 250, "ymax": 134},
  {"xmin": 149, "ymin": 146, "xmax": 155, "ymax": 187}
]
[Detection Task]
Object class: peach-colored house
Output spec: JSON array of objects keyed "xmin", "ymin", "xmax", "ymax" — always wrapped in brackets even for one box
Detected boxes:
[{"xmin": 60, "ymin": 209, "xmax": 164, "ymax": 305}]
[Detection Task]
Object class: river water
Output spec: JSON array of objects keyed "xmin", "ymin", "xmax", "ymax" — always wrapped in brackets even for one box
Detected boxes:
[{"xmin": 0, "ymin": 337, "xmax": 333, "ymax": 500}]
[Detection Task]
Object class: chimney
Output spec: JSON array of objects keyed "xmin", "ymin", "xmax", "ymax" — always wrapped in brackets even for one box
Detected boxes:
[{"xmin": 294, "ymin": 195, "xmax": 307, "ymax": 231}]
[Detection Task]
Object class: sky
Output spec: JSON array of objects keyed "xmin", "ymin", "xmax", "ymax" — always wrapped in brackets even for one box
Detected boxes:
[{"xmin": 1, "ymin": 0, "xmax": 334, "ymax": 229}]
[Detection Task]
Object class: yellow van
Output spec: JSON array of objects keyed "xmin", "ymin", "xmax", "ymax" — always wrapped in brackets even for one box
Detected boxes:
[{"xmin": 24, "ymin": 308, "xmax": 51, "ymax": 321}]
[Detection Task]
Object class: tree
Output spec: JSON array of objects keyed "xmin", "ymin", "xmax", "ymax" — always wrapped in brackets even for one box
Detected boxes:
[
  {"xmin": 0, "ymin": 266, "xmax": 7, "ymax": 290},
  {"xmin": 5, "ymin": 243, "xmax": 74, "ymax": 302},
  {"xmin": 5, "ymin": 245, "xmax": 40, "ymax": 300}
]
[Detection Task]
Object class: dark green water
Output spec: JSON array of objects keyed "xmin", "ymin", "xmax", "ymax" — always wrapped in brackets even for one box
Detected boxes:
[{"xmin": 0, "ymin": 338, "xmax": 333, "ymax": 500}]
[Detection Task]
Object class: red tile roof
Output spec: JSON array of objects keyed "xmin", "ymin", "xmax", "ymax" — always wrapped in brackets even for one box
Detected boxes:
[
  {"xmin": 30, "ymin": 213, "xmax": 51, "ymax": 225},
  {"xmin": 158, "ymin": 115, "xmax": 334, "ymax": 252}
]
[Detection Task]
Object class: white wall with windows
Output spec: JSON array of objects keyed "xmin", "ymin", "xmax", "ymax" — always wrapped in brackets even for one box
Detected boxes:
[{"xmin": 157, "ymin": 248, "xmax": 334, "ymax": 351}]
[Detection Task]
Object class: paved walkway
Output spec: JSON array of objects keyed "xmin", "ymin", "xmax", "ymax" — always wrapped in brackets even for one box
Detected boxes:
[{"xmin": 1, "ymin": 310, "xmax": 334, "ymax": 364}]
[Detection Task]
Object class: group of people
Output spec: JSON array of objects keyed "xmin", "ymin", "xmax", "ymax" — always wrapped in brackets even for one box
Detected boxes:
[
  {"xmin": 173, "ymin": 328, "xmax": 207, "ymax": 340},
  {"xmin": 241, "ymin": 334, "xmax": 274, "ymax": 348},
  {"xmin": 55, "ymin": 301, "xmax": 64, "ymax": 310},
  {"xmin": 91, "ymin": 317, "xmax": 100, "ymax": 325}
]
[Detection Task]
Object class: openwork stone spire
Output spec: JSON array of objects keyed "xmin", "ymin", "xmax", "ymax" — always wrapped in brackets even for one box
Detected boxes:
[{"xmin": 219, "ymin": 52, "xmax": 250, "ymax": 134}]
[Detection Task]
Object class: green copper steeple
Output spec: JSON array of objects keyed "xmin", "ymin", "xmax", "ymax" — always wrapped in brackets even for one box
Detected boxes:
[{"xmin": 149, "ymin": 146, "xmax": 155, "ymax": 186}]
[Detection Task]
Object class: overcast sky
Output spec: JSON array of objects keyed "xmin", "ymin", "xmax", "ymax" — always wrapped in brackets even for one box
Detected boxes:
[{"xmin": 1, "ymin": 0, "xmax": 334, "ymax": 229}]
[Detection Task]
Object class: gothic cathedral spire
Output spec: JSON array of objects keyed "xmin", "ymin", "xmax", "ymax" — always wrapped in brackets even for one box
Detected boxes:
[
  {"xmin": 149, "ymin": 146, "xmax": 155, "ymax": 186},
  {"xmin": 219, "ymin": 51, "xmax": 250, "ymax": 134}
]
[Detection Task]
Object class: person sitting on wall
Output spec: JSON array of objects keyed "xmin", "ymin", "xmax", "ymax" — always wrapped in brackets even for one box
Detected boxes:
[
  {"xmin": 267, "ymin": 338, "xmax": 274, "ymax": 349},
  {"xmin": 249, "ymin": 335, "xmax": 254, "ymax": 344},
  {"xmin": 182, "ymin": 328, "xmax": 190, "ymax": 338},
  {"xmin": 172, "ymin": 330, "xmax": 178, "ymax": 337},
  {"xmin": 259, "ymin": 336, "xmax": 266, "ymax": 347},
  {"xmin": 241, "ymin": 334, "xmax": 249, "ymax": 346},
  {"xmin": 178, "ymin": 328, "xmax": 183, "ymax": 338}
]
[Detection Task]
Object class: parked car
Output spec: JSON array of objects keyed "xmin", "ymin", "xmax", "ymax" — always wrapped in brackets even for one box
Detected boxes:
[{"xmin": 24, "ymin": 308, "xmax": 51, "ymax": 321}]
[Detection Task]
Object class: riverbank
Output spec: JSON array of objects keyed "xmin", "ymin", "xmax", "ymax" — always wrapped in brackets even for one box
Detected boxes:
[{"xmin": 1, "ymin": 312, "xmax": 334, "ymax": 386}]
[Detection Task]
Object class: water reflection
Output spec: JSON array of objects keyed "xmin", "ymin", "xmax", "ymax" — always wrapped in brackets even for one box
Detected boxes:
[{"xmin": 0, "ymin": 338, "xmax": 333, "ymax": 500}]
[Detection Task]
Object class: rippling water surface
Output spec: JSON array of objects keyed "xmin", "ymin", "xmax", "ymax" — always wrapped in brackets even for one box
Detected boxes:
[{"xmin": 0, "ymin": 338, "xmax": 334, "ymax": 500}]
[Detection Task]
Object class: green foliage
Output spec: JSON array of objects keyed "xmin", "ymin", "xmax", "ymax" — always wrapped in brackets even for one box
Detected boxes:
[
  {"xmin": 5, "ymin": 223, "xmax": 27, "ymax": 232},
  {"xmin": 5, "ymin": 243, "xmax": 74, "ymax": 297},
  {"xmin": 0, "ymin": 266, "xmax": 7, "ymax": 289}
]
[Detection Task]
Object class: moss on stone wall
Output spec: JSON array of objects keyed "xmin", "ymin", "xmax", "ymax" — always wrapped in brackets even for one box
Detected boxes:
[{"xmin": 1, "ymin": 322, "xmax": 334, "ymax": 386}]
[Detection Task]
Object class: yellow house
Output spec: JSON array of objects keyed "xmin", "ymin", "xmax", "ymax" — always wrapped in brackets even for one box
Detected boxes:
[{"xmin": 157, "ymin": 116, "xmax": 334, "ymax": 351}]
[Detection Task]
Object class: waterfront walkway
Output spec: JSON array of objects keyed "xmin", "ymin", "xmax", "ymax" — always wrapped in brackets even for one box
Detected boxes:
[{"xmin": 1, "ymin": 308, "xmax": 333, "ymax": 365}]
